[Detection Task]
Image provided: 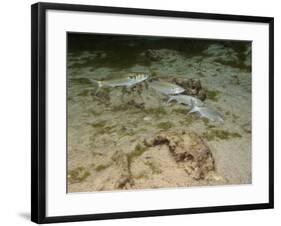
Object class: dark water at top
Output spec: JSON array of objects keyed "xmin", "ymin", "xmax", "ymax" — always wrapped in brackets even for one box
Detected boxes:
[{"xmin": 67, "ymin": 33, "xmax": 251, "ymax": 71}]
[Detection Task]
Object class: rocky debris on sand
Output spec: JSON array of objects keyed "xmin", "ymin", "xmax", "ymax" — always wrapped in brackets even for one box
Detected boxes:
[
  {"xmin": 67, "ymin": 130, "xmax": 226, "ymax": 192},
  {"xmin": 144, "ymin": 130, "xmax": 215, "ymax": 180}
]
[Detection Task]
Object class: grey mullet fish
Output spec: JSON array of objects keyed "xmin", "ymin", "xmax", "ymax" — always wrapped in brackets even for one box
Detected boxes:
[
  {"xmin": 149, "ymin": 81, "xmax": 185, "ymax": 95},
  {"xmin": 189, "ymin": 100, "xmax": 224, "ymax": 122},
  {"xmin": 168, "ymin": 94, "xmax": 204, "ymax": 107},
  {"xmin": 91, "ymin": 72, "xmax": 149, "ymax": 90}
]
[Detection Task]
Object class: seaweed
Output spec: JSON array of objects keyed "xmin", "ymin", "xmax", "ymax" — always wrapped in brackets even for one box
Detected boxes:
[
  {"xmin": 117, "ymin": 126, "xmax": 135, "ymax": 138},
  {"xmin": 182, "ymin": 116, "xmax": 194, "ymax": 126},
  {"xmin": 77, "ymin": 89, "xmax": 91, "ymax": 97},
  {"xmin": 68, "ymin": 167, "xmax": 90, "ymax": 184},
  {"xmin": 203, "ymin": 129, "xmax": 242, "ymax": 141},
  {"xmin": 126, "ymin": 144, "xmax": 148, "ymax": 176},
  {"xmin": 202, "ymin": 118, "xmax": 209, "ymax": 126},
  {"xmin": 91, "ymin": 120, "xmax": 107, "ymax": 128},
  {"xmin": 207, "ymin": 125, "xmax": 216, "ymax": 129},
  {"xmin": 94, "ymin": 163, "xmax": 110, "ymax": 172},
  {"xmin": 207, "ymin": 90, "xmax": 220, "ymax": 102},
  {"xmin": 111, "ymin": 104, "xmax": 128, "ymax": 111},
  {"xmin": 232, "ymin": 113, "xmax": 239, "ymax": 121},
  {"xmin": 225, "ymin": 111, "xmax": 231, "ymax": 116},
  {"xmin": 89, "ymin": 110, "xmax": 102, "ymax": 116},
  {"xmin": 202, "ymin": 118, "xmax": 216, "ymax": 129},
  {"xmin": 172, "ymin": 108, "xmax": 187, "ymax": 115},
  {"xmin": 90, "ymin": 120, "xmax": 117, "ymax": 135},
  {"xmin": 129, "ymin": 144, "xmax": 147, "ymax": 159},
  {"xmin": 144, "ymin": 107, "xmax": 167, "ymax": 117},
  {"xmin": 156, "ymin": 121, "xmax": 174, "ymax": 130},
  {"xmin": 69, "ymin": 77, "xmax": 92, "ymax": 85}
]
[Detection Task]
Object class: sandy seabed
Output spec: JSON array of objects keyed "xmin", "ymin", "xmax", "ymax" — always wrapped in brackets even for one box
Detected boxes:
[{"xmin": 67, "ymin": 41, "xmax": 251, "ymax": 193}]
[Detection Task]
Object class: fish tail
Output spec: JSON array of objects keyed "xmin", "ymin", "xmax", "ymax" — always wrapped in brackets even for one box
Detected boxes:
[
  {"xmin": 90, "ymin": 79, "xmax": 103, "ymax": 88},
  {"xmin": 218, "ymin": 115, "xmax": 224, "ymax": 123},
  {"xmin": 188, "ymin": 100, "xmax": 197, "ymax": 114},
  {"xmin": 90, "ymin": 79, "xmax": 103, "ymax": 94},
  {"xmin": 167, "ymin": 96, "xmax": 174, "ymax": 104},
  {"xmin": 188, "ymin": 107, "xmax": 197, "ymax": 114}
]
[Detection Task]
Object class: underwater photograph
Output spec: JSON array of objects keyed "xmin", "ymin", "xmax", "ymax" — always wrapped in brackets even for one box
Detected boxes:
[{"xmin": 67, "ymin": 33, "xmax": 252, "ymax": 193}]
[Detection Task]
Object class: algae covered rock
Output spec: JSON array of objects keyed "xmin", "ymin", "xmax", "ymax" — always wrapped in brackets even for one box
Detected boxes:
[
  {"xmin": 165, "ymin": 77, "xmax": 207, "ymax": 101},
  {"xmin": 145, "ymin": 130, "xmax": 215, "ymax": 180}
]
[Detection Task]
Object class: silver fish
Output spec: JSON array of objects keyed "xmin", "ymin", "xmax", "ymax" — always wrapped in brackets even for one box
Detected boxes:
[
  {"xmin": 91, "ymin": 72, "xmax": 149, "ymax": 89},
  {"xmin": 189, "ymin": 102, "xmax": 224, "ymax": 122},
  {"xmin": 168, "ymin": 95, "xmax": 204, "ymax": 107},
  {"xmin": 149, "ymin": 81, "xmax": 185, "ymax": 95}
]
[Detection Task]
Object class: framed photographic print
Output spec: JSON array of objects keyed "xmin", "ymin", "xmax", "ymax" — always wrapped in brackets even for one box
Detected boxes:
[{"xmin": 31, "ymin": 2, "xmax": 274, "ymax": 224}]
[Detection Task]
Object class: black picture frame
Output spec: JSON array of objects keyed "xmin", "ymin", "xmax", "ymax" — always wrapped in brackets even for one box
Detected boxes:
[{"xmin": 31, "ymin": 2, "xmax": 274, "ymax": 224}]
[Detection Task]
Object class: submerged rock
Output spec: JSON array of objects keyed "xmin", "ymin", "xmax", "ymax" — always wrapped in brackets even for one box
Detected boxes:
[
  {"xmin": 145, "ymin": 130, "xmax": 215, "ymax": 180},
  {"xmin": 168, "ymin": 77, "xmax": 207, "ymax": 101},
  {"xmin": 197, "ymin": 89, "xmax": 207, "ymax": 101}
]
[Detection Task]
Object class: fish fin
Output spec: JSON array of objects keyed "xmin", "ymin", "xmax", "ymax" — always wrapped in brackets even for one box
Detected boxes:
[
  {"xmin": 188, "ymin": 99, "xmax": 198, "ymax": 114},
  {"xmin": 90, "ymin": 79, "xmax": 103, "ymax": 94},
  {"xmin": 218, "ymin": 116, "xmax": 224, "ymax": 123},
  {"xmin": 167, "ymin": 96, "xmax": 174, "ymax": 104},
  {"xmin": 90, "ymin": 79, "xmax": 103, "ymax": 88},
  {"xmin": 188, "ymin": 99, "xmax": 195, "ymax": 113},
  {"xmin": 188, "ymin": 108, "xmax": 197, "ymax": 114},
  {"xmin": 126, "ymin": 84, "xmax": 135, "ymax": 89}
]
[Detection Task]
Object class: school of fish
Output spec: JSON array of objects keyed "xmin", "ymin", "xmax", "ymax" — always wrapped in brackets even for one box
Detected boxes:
[{"xmin": 90, "ymin": 72, "xmax": 223, "ymax": 122}]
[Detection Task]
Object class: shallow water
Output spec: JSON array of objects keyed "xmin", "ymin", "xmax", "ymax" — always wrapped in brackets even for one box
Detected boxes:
[{"xmin": 67, "ymin": 34, "xmax": 251, "ymax": 192}]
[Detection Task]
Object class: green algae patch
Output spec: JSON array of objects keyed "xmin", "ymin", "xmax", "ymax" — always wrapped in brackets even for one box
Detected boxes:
[
  {"xmin": 132, "ymin": 144, "xmax": 147, "ymax": 158},
  {"xmin": 128, "ymin": 144, "xmax": 147, "ymax": 162},
  {"xmin": 203, "ymin": 129, "xmax": 242, "ymax": 141},
  {"xmin": 225, "ymin": 111, "xmax": 231, "ymax": 116},
  {"xmin": 172, "ymin": 108, "xmax": 187, "ymax": 115},
  {"xmin": 127, "ymin": 144, "xmax": 148, "ymax": 170},
  {"xmin": 207, "ymin": 90, "xmax": 221, "ymax": 102},
  {"xmin": 156, "ymin": 121, "xmax": 174, "ymax": 130},
  {"xmin": 69, "ymin": 77, "xmax": 92, "ymax": 85},
  {"xmin": 117, "ymin": 126, "xmax": 135, "ymax": 138},
  {"xmin": 89, "ymin": 110, "xmax": 102, "ymax": 116},
  {"xmin": 91, "ymin": 120, "xmax": 107, "ymax": 128},
  {"xmin": 179, "ymin": 116, "xmax": 195, "ymax": 126},
  {"xmin": 94, "ymin": 163, "xmax": 110, "ymax": 172},
  {"xmin": 202, "ymin": 118, "xmax": 209, "ymax": 126},
  {"xmin": 77, "ymin": 89, "xmax": 92, "ymax": 97},
  {"xmin": 90, "ymin": 120, "xmax": 117, "ymax": 135},
  {"xmin": 232, "ymin": 113, "xmax": 240, "ymax": 122},
  {"xmin": 145, "ymin": 106, "xmax": 167, "ymax": 117},
  {"xmin": 68, "ymin": 167, "xmax": 90, "ymax": 184},
  {"xmin": 202, "ymin": 118, "xmax": 216, "ymax": 129},
  {"xmin": 111, "ymin": 104, "xmax": 130, "ymax": 112}
]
